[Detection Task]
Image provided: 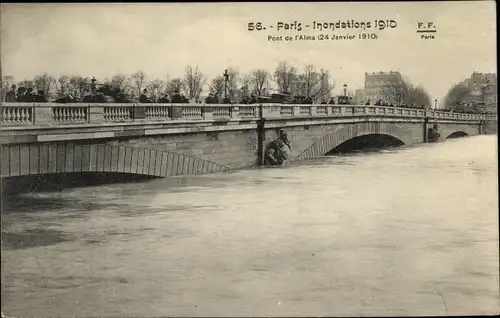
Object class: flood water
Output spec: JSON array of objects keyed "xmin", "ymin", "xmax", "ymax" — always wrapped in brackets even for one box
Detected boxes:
[{"xmin": 1, "ymin": 135, "xmax": 499, "ymax": 317}]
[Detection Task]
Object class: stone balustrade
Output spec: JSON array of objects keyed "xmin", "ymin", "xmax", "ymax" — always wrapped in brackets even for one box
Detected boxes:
[{"xmin": 0, "ymin": 102, "xmax": 495, "ymax": 127}]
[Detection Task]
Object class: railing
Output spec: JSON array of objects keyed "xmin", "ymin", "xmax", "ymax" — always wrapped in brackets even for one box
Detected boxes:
[{"xmin": 0, "ymin": 102, "xmax": 495, "ymax": 127}]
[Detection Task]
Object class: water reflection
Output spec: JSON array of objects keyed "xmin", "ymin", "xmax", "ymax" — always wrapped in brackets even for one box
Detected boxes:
[{"xmin": 2, "ymin": 229, "xmax": 73, "ymax": 250}]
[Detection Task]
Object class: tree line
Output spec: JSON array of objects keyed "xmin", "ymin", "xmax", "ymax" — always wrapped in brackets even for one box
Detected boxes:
[
  {"xmin": 2, "ymin": 61, "xmax": 442, "ymax": 108},
  {"xmin": 374, "ymin": 76, "xmax": 433, "ymax": 108},
  {"xmin": 1, "ymin": 62, "xmax": 338, "ymax": 103}
]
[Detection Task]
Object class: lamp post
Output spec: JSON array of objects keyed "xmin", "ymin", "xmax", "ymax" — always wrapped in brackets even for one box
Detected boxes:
[
  {"xmin": 223, "ymin": 69, "xmax": 229, "ymax": 101},
  {"xmin": 434, "ymin": 98, "xmax": 437, "ymax": 110},
  {"xmin": 343, "ymin": 83, "xmax": 348, "ymax": 97}
]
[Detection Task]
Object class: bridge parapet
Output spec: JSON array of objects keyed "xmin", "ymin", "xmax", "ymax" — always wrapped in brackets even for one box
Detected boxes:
[{"xmin": 0, "ymin": 102, "xmax": 493, "ymax": 128}]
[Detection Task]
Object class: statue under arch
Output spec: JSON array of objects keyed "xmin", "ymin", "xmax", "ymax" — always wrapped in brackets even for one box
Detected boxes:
[
  {"xmin": 428, "ymin": 123, "xmax": 441, "ymax": 142},
  {"xmin": 264, "ymin": 129, "xmax": 292, "ymax": 166}
]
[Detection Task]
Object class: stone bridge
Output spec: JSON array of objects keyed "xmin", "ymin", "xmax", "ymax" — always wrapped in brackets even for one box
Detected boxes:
[{"xmin": 0, "ymin": 102, "xmax": 496, "ymax": 179}]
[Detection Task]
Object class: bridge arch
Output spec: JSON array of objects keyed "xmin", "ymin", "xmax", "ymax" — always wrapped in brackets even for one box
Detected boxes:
[
  {"xmin": 0, "ymin": 143, "xmax": 230, "ymax": 179},
  {"xmin": 445, "ymin": 131, "xmax": 469, "ymax": 139},
  {"xmin": 295, "ymin": 122, "xmax": 410, "ymax": 161}
]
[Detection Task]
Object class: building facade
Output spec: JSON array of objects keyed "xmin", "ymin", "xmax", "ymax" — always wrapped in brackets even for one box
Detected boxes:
[
  {"xmin": 464, "ymin": 72, "xmax": 496, "ymax": 91},
  {"xmin": 458, "ymin": 72, "xmax": 497, "ymax": 112},
  {"xmin": 363, "ymin": 71, "xmax": 405, "ymax": 104},
  {"xmin": 482, "ymin": 83, "xmax": 497, "ymax": 113},
  {"xmin": 353, "ymin": 88, "xmax": 367, "ymax": 104}
]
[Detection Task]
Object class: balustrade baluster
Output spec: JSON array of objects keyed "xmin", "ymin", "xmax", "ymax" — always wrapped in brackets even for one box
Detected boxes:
[
  {"xmin": 13, "ymin": 108, "xmax": 19, "ymax": 122},
  {"xmin": 17, "ymin": 108, "xmax": 23, "ymax": 122},
  {"xmin": 20, "ymin": 108, "xmax": 27, "ymax": 122}
]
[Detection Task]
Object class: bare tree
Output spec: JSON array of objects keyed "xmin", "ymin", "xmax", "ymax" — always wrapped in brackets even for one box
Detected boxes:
[
  {"xmin": 165, "ymin": 77, "xmax": 184, "ymax": 97},
  {"xmin": 380, "ymin": 81, "xmax": 409, "ymax": 106},
  {"xmin": 183, "ymin": 65, "xmax": 205, "ymax": 102},
  {"xmin": 107, "ymin": 74, "xmax": 131, "ymax": 96},
  {"xmin": 131, "ymin": 71, "xmax": 147, "ymax": 98},
  {"xmin": 146, "ymin": 79, "xmax": 165, "ymax": 102},
  {"xmin": 209, "ymin": 76, "xmax": 225, "ymax": 101},
  {"xmin": 33, "ymin": 73, "xmax": 57, "ymax": 99},
  {"xmin": 299, "ymin": 65, "xmax": 335, "ymax": 102},
  {"xmin": 68, "ymin": 76, "xmax": 91, "ymax": 100},
  {"xmin": 444, "ymin": 82, "xmax": 473, "ymax": 109},
  {"xmin": 56, "ymin": 75, "xmax": 71, "ymax": 98},
  {"xmin": 246, "ymin": 69, "xmax": 271, "ymax": 97},
  {"xmin": 406, "ymin": 84, "xmax": 432, "ymax": 108},
  {"xmin": 274, "ymin": 61, "xmax": 297, "ymax": 94}
]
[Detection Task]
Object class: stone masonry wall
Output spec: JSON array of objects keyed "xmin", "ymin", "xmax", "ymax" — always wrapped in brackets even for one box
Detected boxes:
[
  {"xmin": 0, "ymin": 120, "xmax": 484, "ymax": 179},
  {"xmin": 264, "ymin": 121, "xmax": 426, "ymax": 162},
  {"xmin": 436, "ymin": 123, "xmax": 480, "ymax": 139},
  {"xmin": 105, "ymin": 128, "xmax": 258, "ymax": 170}
]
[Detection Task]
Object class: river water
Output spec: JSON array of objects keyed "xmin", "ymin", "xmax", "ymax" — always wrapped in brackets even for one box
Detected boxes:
[{"xmin": 1, "ymin": 135, "xmax": 499, "ymax": 317}]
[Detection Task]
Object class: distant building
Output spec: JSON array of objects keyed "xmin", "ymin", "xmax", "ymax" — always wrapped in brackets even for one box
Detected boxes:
[
  {"xmin": 458, "ymin": 72, "xmax": 497, "ymax": 112},
  {"xmin": 464, "ymin": 71, "xmax": 496, "ymax": 92},
  {"xmin": 482, "ymin": 82, "xmax": 497, "ymax": 113},
  {"xmin": 364, "ymin": 71, "xmax": 405, "ymax": 104},
  {"xmin": 353, "ymin": 88, "xmax": 367, "ymax": 104}
]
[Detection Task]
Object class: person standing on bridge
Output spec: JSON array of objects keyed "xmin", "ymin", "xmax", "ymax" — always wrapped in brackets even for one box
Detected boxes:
[
  {"xmin": 25, "ymin": 88, "xmax": 35, "ymax": 102},
  {"xmin": 139, "ymin": 89, "xmax": 150, "ymax": 103},
  {"xmin": 16, "ymin": 87, "xmax": 27, "ymax": 102},
  {"xmin": 158, "ymin": 94, "xmax": 170, "ymax": 103},
  {"xmin": 5, "ymin": 85, "xmax": 17, "ymax": 102},
  {"xmin": 34, "ymin": 90, "xmax": 48, "ymax": 102},
  {"xmin": 82, "ymin": 89, "xmax": 94, "ymax": 102}
]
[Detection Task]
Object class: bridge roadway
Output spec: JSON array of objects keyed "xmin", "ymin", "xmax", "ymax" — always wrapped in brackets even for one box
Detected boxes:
[{"xmin": 0, "ymin": 102, "xmax": 497, "ymax": 179}]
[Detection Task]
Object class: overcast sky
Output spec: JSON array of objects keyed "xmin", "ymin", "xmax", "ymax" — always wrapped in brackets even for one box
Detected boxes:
[{"xmin": 1, "ymin": 2, "xmax": 496, "ymax": 102}]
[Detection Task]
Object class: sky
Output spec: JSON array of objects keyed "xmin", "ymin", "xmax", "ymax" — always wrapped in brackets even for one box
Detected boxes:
[{"xmin": 1, "ymin": 2, "xmax": 496, "ymax": 103}]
